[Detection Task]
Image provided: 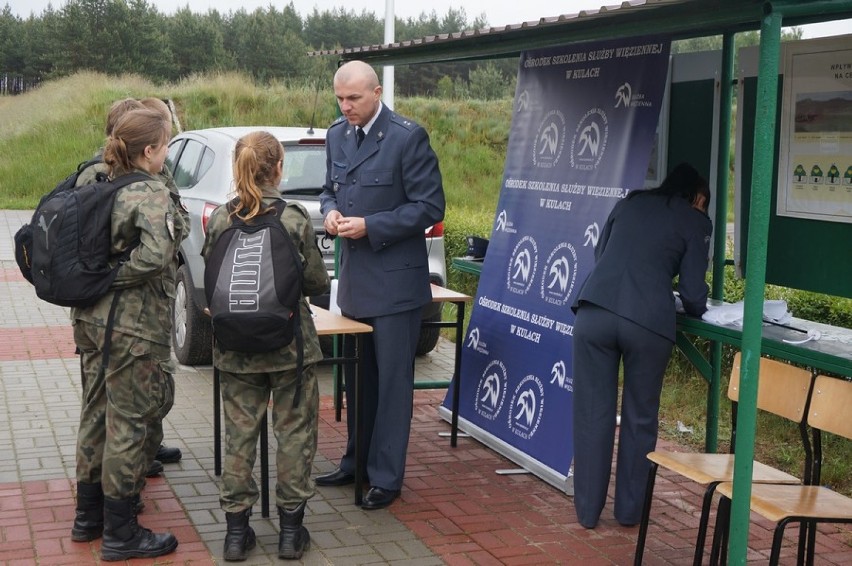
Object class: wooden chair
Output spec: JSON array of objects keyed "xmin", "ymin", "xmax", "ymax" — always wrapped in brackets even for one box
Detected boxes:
[
  {"xmin": 713, "ymin": 375, "xmax": 852, "ymax": 566},
  {"xmin": 634, "ymin": 353, "xmax": 814, "ymax": 565}
]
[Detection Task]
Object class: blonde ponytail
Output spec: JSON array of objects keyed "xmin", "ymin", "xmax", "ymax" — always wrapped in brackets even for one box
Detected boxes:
[{"xmin": 232, "ymin": 131, "xmax": 284, "ymax": 221}]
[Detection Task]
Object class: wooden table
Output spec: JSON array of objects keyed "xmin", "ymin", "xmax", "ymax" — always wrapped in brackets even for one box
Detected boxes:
[
  {"xmin": 676, "ymin": 313, "xmax": 852, "ymax": 452},
  {"xmin": 330, "ymin": 284, "xmax": 473, "ymax": 447},
  {"xmin": 213, "ymin": 305, "xmax": 372, "ymax": 516}
]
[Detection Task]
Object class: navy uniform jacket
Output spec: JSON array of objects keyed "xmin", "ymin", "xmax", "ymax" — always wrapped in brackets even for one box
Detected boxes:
[
  {"xmin": 320, "ymin": 106, "xmax": 446, "ymax": 318},
  {"xmin": 574, "ymin": 192, "xmax": 712, "ymax": 342}
]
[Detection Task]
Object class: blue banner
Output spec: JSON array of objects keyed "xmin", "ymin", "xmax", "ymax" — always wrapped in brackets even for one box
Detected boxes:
[{"xmin": 443, "ymin": 36, "xmax": 672, "ymax": 482}]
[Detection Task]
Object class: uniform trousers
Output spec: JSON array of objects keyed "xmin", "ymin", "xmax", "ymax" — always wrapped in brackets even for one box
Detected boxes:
[
  {"xmin": 339, "ymin": 308, "xmax": 420, "ymax": 491},
  {"xmin": 74, "ymin": 321, "xmax": 174, "ymax": 499},
  {"xmin": 219, "ymin": 365, "xmax": 319, "ymax": 513},
  {"xmin": 571, "ymin": 303, "xmax": 673, "ymax": 528}
]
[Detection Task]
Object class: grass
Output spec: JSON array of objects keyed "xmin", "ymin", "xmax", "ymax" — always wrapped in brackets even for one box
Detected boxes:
[
  {"xmin": 2, "ymin": 71, "xmax": 850, "ymax": 499},
  {"xmin": 0, "ymin": 72, "xmax": 505, "ymax": 215}
]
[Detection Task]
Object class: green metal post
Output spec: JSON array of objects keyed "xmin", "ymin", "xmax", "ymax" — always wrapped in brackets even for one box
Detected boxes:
[
  {"xmin": 713, "ymin": 32, "xmax": 734, "ymax": 312},
  {"xmin": 705, "ymin": 31, "xmax": 736, "ymax": 453},
  {"xmin": 728, "ymin": 5, "xmax": 782, "ymax": 564}
]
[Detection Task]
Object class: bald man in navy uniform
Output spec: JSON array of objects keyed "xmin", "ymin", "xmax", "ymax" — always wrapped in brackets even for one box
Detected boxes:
[{"xmin": 318, "ymin": 60, "xmax": 446, "ymax": 510}]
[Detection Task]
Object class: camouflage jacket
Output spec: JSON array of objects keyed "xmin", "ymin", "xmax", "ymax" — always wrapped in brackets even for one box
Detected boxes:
[
  {"xmin": 202, "ymin": 188, "xmax": 330, "ymax": 373},
  {"xmin": 71, "ymin": 164, "xmax": 188, "ymax": 347}
]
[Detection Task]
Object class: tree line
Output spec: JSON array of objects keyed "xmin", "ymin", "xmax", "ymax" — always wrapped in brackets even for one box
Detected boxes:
[
  {"xmin": 0, "ymin": 0, "xmax": 804, "ymax": 99},
  {"xmin": 0, "ymin": 0, "xmax": 519, "ymax": 98}
]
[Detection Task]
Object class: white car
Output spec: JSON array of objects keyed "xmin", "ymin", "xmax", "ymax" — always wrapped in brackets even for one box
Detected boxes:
[{"xmin": 166, "ymin": 126, "xmax": 447, "ymax": 365}]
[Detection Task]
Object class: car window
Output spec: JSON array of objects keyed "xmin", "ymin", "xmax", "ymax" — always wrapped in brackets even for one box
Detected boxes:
[
  {"xmin": 166, "ymin": 140, "xmax": 183, "ymax": 173},
  {"xmin": 171, "ymin": 139, "xmax": 204, "ymax": 189},
  {"xmin": 197, "ymin": 146, "xmax": 215, "ymax": 183},
  {"xmin": 280, "ymin": 146, "xmax": 327, "ymax": 195}
]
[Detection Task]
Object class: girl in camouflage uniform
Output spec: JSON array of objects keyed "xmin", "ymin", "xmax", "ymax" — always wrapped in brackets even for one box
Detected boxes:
[
  {"xmin": 202, "ymin": 131, "xmax": 330, "ymax": 561},
  {"xmin": 75, "ymin": 97, "xmax": 185, "ymax": 481},
  {"xmin": 70, "ymin": 108, "xmax": 185, "ymax": 561}
]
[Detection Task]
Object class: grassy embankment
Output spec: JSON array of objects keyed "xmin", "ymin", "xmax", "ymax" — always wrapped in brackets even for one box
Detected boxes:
[{"xmin": 1, "ymin": 72, "xmax": 849, "ymax": 500}]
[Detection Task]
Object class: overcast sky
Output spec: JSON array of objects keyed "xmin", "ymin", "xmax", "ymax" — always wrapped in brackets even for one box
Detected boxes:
[{"xmin": 4, "ymin": 0, "xmax": 851, "ymax": 39}]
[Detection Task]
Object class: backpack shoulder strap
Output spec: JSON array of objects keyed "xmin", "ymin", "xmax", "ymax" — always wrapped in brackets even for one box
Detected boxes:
[
  {"xmin": 108, "ymin": 172, "xmax": 154, "ymax": 190},
  {"xmin": 98, "ymin": 290, "xmax": 123, "ymax": 381},
  {"xmin": 225, "ymin": 198, "xmax": 253, "ymax": 228},
  {"xmin": 101, "ymin": 173, "xmax": 156, "ymax": 260},
  {"xmin": 266, "ymin": 198, "xmax": 306, "ymax": 408},
  {"xmin": 226, "ymin": 197, "xmax": 241, "ymax": 213}
]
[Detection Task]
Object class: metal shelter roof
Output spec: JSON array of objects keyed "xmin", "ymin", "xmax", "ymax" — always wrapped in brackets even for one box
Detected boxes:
[{"xmin": 310, "ymin": 0, "xmax": 852, "ymax": 64}]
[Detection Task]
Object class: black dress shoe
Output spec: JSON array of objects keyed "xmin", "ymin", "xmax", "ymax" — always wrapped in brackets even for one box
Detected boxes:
[
  {"xmin": 155, "ymin": 444, "xmax": 182, "ymax": 464},
  {"xmin": 315, "ymin": 467, "xmax": 355, "ymax": 487},
  {"xmin": 361, "ymin": 487, "xmax": 400, "ymax": 510}
]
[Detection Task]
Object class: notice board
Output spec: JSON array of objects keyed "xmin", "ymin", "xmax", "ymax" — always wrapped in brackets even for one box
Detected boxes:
[{"xmin": 737, "ymin": 37, "xmax": 852, "ymax": 299}]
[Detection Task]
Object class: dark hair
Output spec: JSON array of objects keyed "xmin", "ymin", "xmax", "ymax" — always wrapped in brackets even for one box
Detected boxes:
[{"xmin": 634, "ymin": 162, "xmax": 711, "ymax": 210}]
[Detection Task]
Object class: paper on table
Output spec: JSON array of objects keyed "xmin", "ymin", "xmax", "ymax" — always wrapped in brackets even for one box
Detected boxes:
[
  {"xmin": 329, "ymin": 278, "xmax": 341, "ymax": 315},
  {"xmin": 701, "ymin": 299, "xmax": 792, "ymax": 327}
]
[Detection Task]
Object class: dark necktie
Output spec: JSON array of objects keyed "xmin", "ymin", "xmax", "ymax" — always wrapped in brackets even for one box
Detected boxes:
[{"xmin": 356, "ymin": 127, "xmax": 365, "ymax": 148}]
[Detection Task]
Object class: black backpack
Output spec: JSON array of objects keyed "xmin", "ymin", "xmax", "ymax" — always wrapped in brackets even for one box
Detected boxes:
[
  {"xmin": 204, "ymin": 199, "xmax": 305, "ymax": 355},
  {"xmin": 14, "ymin": 158, "xmax": 149, "ymax": 308}
]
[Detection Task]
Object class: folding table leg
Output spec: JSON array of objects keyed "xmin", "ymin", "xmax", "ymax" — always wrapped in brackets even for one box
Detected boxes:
[
  {"xmin": 451, "ymin": 301, "xmax": 465, "ymax": 447},
  {"xmin": 353, "ymin": 333, "xmax": 364, "ymax": 506},
  {"xmin": 214, "ymin": 365, "xmax": 221, "ymax": 476},
  {"xmin": 260, "ymin": 411, "xmax": 269, "ymax": 518}
]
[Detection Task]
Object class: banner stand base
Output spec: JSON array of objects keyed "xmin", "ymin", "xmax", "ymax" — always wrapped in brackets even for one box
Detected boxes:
[{"xmin": 438, "ymin": 406, "xmax": 574, "ymax": 496}]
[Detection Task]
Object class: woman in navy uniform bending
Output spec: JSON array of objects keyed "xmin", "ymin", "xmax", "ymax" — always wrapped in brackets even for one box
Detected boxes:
[{"xmin": 571, "ymin": 163, "xmax": 712, "ymax": 529}]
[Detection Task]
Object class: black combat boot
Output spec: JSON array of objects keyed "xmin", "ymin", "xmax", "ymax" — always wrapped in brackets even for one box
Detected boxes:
[
  {"xmin": 223, "ymin": 508, "xmax": 256, "ymax": 561},
  {"xmin": 131, "ymin": 492, "xmax": 144, "ymax": 514},
  {"xmin": 71, "ymin": 481, "xmax": 104, "ymax": 542},
  {"xmin": 100, "ymin": 496, "xmax": 178, "ymax": 561},
  {"xmin": 155, "ymin": 444, "xmax": 182, "ymax": 464},
  {"xmin": 277, "ymin": 501, "xmax": 310, "ymax": 560}
]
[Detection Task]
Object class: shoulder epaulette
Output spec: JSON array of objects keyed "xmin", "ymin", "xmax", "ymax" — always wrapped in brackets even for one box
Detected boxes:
[{"xmin": 389, "ymin": 113, "xmax": 418, "ymax": 131}]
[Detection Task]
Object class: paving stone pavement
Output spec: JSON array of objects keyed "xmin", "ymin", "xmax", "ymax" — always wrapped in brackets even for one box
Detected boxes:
[{"xmin": 1, "ymin": 210, "xmax": 850, "ymax": 565}]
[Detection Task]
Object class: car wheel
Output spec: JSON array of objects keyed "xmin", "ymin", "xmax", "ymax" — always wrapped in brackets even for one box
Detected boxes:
[
  {"xmin": 172, "ymin": 264, "xmax": 212, "ymax": 365},
  {"xmin": 416, "ymin": 311, "xmax": 442, "ymax": 356}
]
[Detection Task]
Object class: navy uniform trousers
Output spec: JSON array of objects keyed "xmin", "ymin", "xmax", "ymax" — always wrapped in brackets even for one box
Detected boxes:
[
  {"xmin": 339, "ymin": 307, "xmax": 421, "ymax": 492},
  {"xmin": 571, "ymin": 303, "xmax": 673, "ymax": 528}
]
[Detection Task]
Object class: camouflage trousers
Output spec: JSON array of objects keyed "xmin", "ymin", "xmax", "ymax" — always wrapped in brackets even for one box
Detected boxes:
[
  {"xmin": 74, "ymin": 321, "xmax": 174, "ymax": 499},
  {"xmin": 219, "ymin": 365, "xmax": 319, "ymax": 513}
]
